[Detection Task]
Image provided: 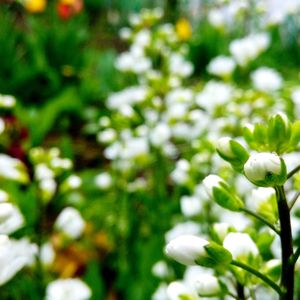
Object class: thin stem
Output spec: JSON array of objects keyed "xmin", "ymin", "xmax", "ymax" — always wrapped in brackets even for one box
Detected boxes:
[
  {"xmin": 287, "ymin": 165, "xmax": 300, "ymax": 179},
  {"xmin": 236, "ymin": 282, "xmax": 246, "ymax": 300},
  {"xmin": 241, "ymin": 207, "xmax": 280, "ymax": 235},
  {"xmin": 290, "ymin": 246, "xmax": 300, "ymax": 266},
  {"xmin": 289, "ymin": 190, "xmax": 300, "ymax": 211},
  {"xmin": 275, "ymin": 185, "xmax": 294, "ymax": 300},
  {"xmin": 231, "ymin": 260, "xmax": 282, "ymax": 296}
]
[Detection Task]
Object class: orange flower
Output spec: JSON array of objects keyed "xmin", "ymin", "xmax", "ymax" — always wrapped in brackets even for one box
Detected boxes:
[
  {"xmin": 57, "ymin": 0, "xmax": 83, "ymax": 20},
  {"xmin": 176, "ymin": 18, "xmax": 192, "ymax": 41},
  {"xmin": 23, "ymin": 0, "xmax": 46, "ymax": 13}
]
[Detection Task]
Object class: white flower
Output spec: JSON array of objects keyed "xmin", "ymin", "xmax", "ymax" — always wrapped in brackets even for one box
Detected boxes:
[
  {"xmin": 95, "ymin": 172, "xmax": 112, "ymax": 189},
  {"xmin": 39, "ymin": 178, "xmax": 57, "ymax": 201},
  {"xmin": 45, "ymin": 278, "xmax": 91, "ymax": 300},
  {"xmin": 170, "ymin": 159, "xmax": 191, "ymax": 184},
  {"xmin": 247, "ymin": 187, "xmax": 275, "ymax": 212},
  {"xmin": 213, "ymin": 222, "xmax": 231, "ymax": 242},
  {"xmin": 168, "ymin": 54, "xmax": 193, "ymax": 77},
  {"xmin": 196, "ymin": 81, "xmax": 233, "ymax": 113},
  {"xmin": 107, "ymin": 86, "xmax": 148, "ymax": 110},
  {"xmin": 0, "ymin": 235, "xmax": 38, "ymax": 286},
  {"xmin": 203, "ymin": 175, "xmax": 223, "ymax": 197},
  {"xmin": 208, "ymin": 8, "xmax": 226, "ymax": 28},
  {"xmin": 0, "ymin": 203, "xmax": 24, "ymax": 235},
  {"xmin": 217, "ymin": 137, "xmax": 235, "ymax": 158},
  {"xmin": 0, "ymin": 154, "xmax": 28, "ymax": 183},
  {"xmin": 166, "ymin": 281, "xmax": 190, "ymax": 300},
  {"xmin": 97, "ymin": 128, "xmax": 116, "ymax": 144},
  {"xmin": 0, "ymin": 190, "xmax": 9, "ymax": 203},
  {"xmin": 151, "ymin": 261, "xmax": 170, "ymax": 278},
  {"xmin": 180, "ymin": 195, "xmax": 202, "ymax": 217},
  {"xmin": 55, "ymin": 207, "xmax": 85, "ymax": 239},
  {"xmin": 229, "ymin": 33, "xmax": 270, "ymax": 66},
  {"xmin": 149, "ymin": 123, "xmax": 171, "ymax": 146},
  {"xmin": 223, "ymin": 232, "xmax": 258, "ymax": 260},
  {"xmin": 165, "ymin": 235, "xmax": 209, "ymax": 265},
  {"xmin": 165, "ymin": 221, "xmax": 201, "ymax": 243},
  {"xmin": 251, "ymin": 67, "xmax": 283, "ymax": 92},
  {"xmin": 40, "ymin": 242, "xmax": 55, "ymax": 266},
  {"xmin": 35, "ymin": 164, "xmax": 54, "ymax": 181},
  {"xmin": 65, "ymin": 175, "xmax": 82, "ymax": 189},
  {"xmin": 0, "ymin": 118, "xmax": 5, "ymax": 135},
  {"xmin": 244, "ymin": 152, "xmax": 285, "ymax": 186},
  {"xmin": 115, "ymin": 51, "xmax": 151, "ymax": 74},
  {"xmin": 0, "ymin": 95, "xmax": 16, "ymax": 108},
  {"xmin": 194, "ymin": 274, "xmax": 221, "ymax": 297},
  {"xmin": 152, "ymin": 283, "xmax": 168, "ymax": 300},
  {"xmin": 207, "ymin": 55, "xmax": 236, "ymax": 78}
]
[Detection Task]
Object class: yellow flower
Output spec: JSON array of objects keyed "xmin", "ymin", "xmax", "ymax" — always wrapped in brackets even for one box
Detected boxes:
[
  {"xmin": 23, "ymin": 0, "xmax": 46, "ymax": 13},
  {"xmin": 176, "ymin": 18, "xmax": 192, "ymax": 41}
]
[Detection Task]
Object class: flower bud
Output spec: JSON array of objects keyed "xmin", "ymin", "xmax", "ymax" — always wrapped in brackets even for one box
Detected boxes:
[
  {"xmin": 212, "ymin": 223, "xmax": 232, "ymax": 243},
  {"xmin": 194, "ymin": 274, "xmax": 222, "ymax": 297},
  {"xmin": 248, "ymin": 187, "xmax": 277, "ymax": 223},
  {"xmin": 268, "ymin": 112, "xmax": 292, "ymax": 153},
  {"xmin": 165, "ymin": 235, "xmax": 232, "ymax": 268},
  {"xmin": 223, "ymin": 232, "xmax": 259, "ymax": 261},
  {"xmin": 203, "ymin": 175, "xmax": 244, "ymax": 211},
  {"xmin": 216, "ymin": 137, "xmax": 249, "ymax": 171},
  {"xmin": 244, "ymin": 152, "xmax": 287, "ymax": 187},
  {"xmin": 263, "ymin": 259, "xmax": 281, "ymax": 281}
]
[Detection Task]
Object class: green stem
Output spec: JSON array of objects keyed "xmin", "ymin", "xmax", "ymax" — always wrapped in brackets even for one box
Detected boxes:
[
  {"xmin": 275, "ymin": 186, "xmax": 295, "ymax": 300},
  {"xmin": 231, "ymin": 260, "xmax": 282, "ymax": 296},
  {"xmin": 287, "ymin": 165, "xmax": 300, "ymax": 179},
  {"xmin": 290, "ymin": 246, "xmax": 300, "ymax": 266},
  {"xmin": 289, "ymin": 190, "xmax": 300, "ymax": 211},
  {"xmin": 241, "ymin": 207, "xmax": 280, "ymax": 235}
]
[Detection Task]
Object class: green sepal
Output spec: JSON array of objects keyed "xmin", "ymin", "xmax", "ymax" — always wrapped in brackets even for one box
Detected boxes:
[
  {"xmin": 288, "ymin": 120, "xmax": 300, "ymax": 151},
  {"xmin": 212, "ymin": 183, "xmax": 244, "ymax": 211},
  {"xmin": 267, "ymin": 113, "xmax": 292, "ymax": 154},
  {"xmin": 195, "ymin": 242, "xmax": 232, "ymax": 268},
  {"xmin": 253, "ymin": 123, "xmax": 268, "ymax": 151},
  {"xmin": 217, "ymin": 140, "xmax": 249, "ymax": 172}
]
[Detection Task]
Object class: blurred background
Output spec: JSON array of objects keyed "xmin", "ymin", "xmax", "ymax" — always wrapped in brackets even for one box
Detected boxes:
[{"xmin": 1, "ymin": 0, "xmax": 300, "ymax": 299}]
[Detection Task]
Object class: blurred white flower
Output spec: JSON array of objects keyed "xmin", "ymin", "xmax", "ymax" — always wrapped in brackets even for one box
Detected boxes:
[
  {"xmin": 0, "ymin": 118, "xmax": 5, "ymax": 135},
  {"xmin": 0, "ymin": 203, "xmax": 24, "ymax": 235},
  {"xmin": 149, "ymin": 123, "xmax": 171, "ymax": 146},
  {"xmin": 180, "ymin": 195, "xmax": 202, "ymax": 217},
  {"xmin": 194, "ymin": 274, "xmax": 221, "ymax": 297},
  {"xmin": 0, "ymin": 190, "xmax": 9, "ymax": 203},
  {"xmin": 55, "ymin": 207, "xmax": 85, "ymax": 239},
  {"xmin": 45, "ymin": 278, "xmax": 91, "ymax": 300},
  {"xmin": 0, "ymin": 95, "xmax": 16, "ymax": 108},
  {"xmin": 196, "ymin": 81, "xmax": 233, "ymax": 113},
  {"xmin": 65, "ymin": 175, "xmax": 82, "ymax": 189},
  {"xmin": 170, "ymin": 159, "xmax": 190, "ymax": 184},
  {"xmin": 230, "ymin": 33, "xmax": 270, "ymax": 66},
  {"xmin": 165, "ymin": 221, "xmax": 201, "ymax": 243},
  {"xmin": 207, "ymin": 55, "xmax": 236, "ymax": 78},
  {"xmin": 95, "ymin": 172, "xmax": 112, "ymax": 189},
  {"xmin": 0, "ymin": 154, "xmax": 28, "ymax": 183},
  {"xmin": 40, "ymin": 242, "xmax": 55, "ymax": 267},
  {"xmin": 97, "ymin": 128, "xmax": 117, "ymax": 144},
  {"xmin": 152, "ymin": 282, "xmax": 168, "ymax": 300},
  {"xmin": 151, "ymin": 260, "xmax": 170, "ymax": 278},
  {"xmin": 168, "ymin": 54, "xmax": 193, "ymax": 77},
  {"xmin": 0, "ymin": 235, "xmax": 38, "ymax": 286},
  {"xmin": 223, "ymin": 232, "xmax": 258, "ymax": 260},
  {"xmin": 167, "ymin": 281, "xmax": 190, "ymax": 300},
  {"xmin": 251, "ymin": 67, "xmax": 283, "ymax": 92}
]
